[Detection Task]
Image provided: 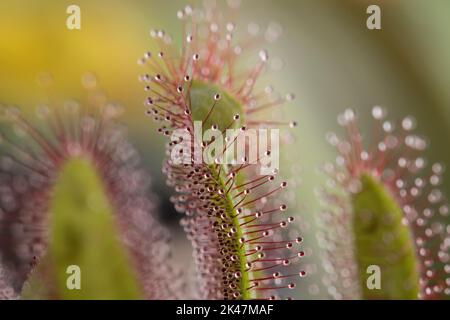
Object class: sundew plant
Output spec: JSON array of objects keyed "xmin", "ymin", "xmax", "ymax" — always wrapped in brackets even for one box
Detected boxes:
[
  {"xmin": 139, "ymin": 3, "xmax": 303, "ymax": 300},
  {"xmin": 318, "ymin": 108, "xmax": 449, "ymax": 299},
  {"xmin": 0, "ymin": 76, "xmax": 180, "ymax": 299}
]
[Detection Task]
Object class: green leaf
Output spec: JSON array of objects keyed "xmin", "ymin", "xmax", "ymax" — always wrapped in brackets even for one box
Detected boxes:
[
  {"xmin": 22, "ymin": 158, "xmax": 142, "ymax": 299},
  {"xmin": 352, "ymin": 173, "xmax": 420, "ymax": 299}
]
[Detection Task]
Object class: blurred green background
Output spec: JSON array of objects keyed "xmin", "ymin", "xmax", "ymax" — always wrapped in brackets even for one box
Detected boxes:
[{"xmin": 1, "ymin": 0, "xmax": 449, "ymax": 299}]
